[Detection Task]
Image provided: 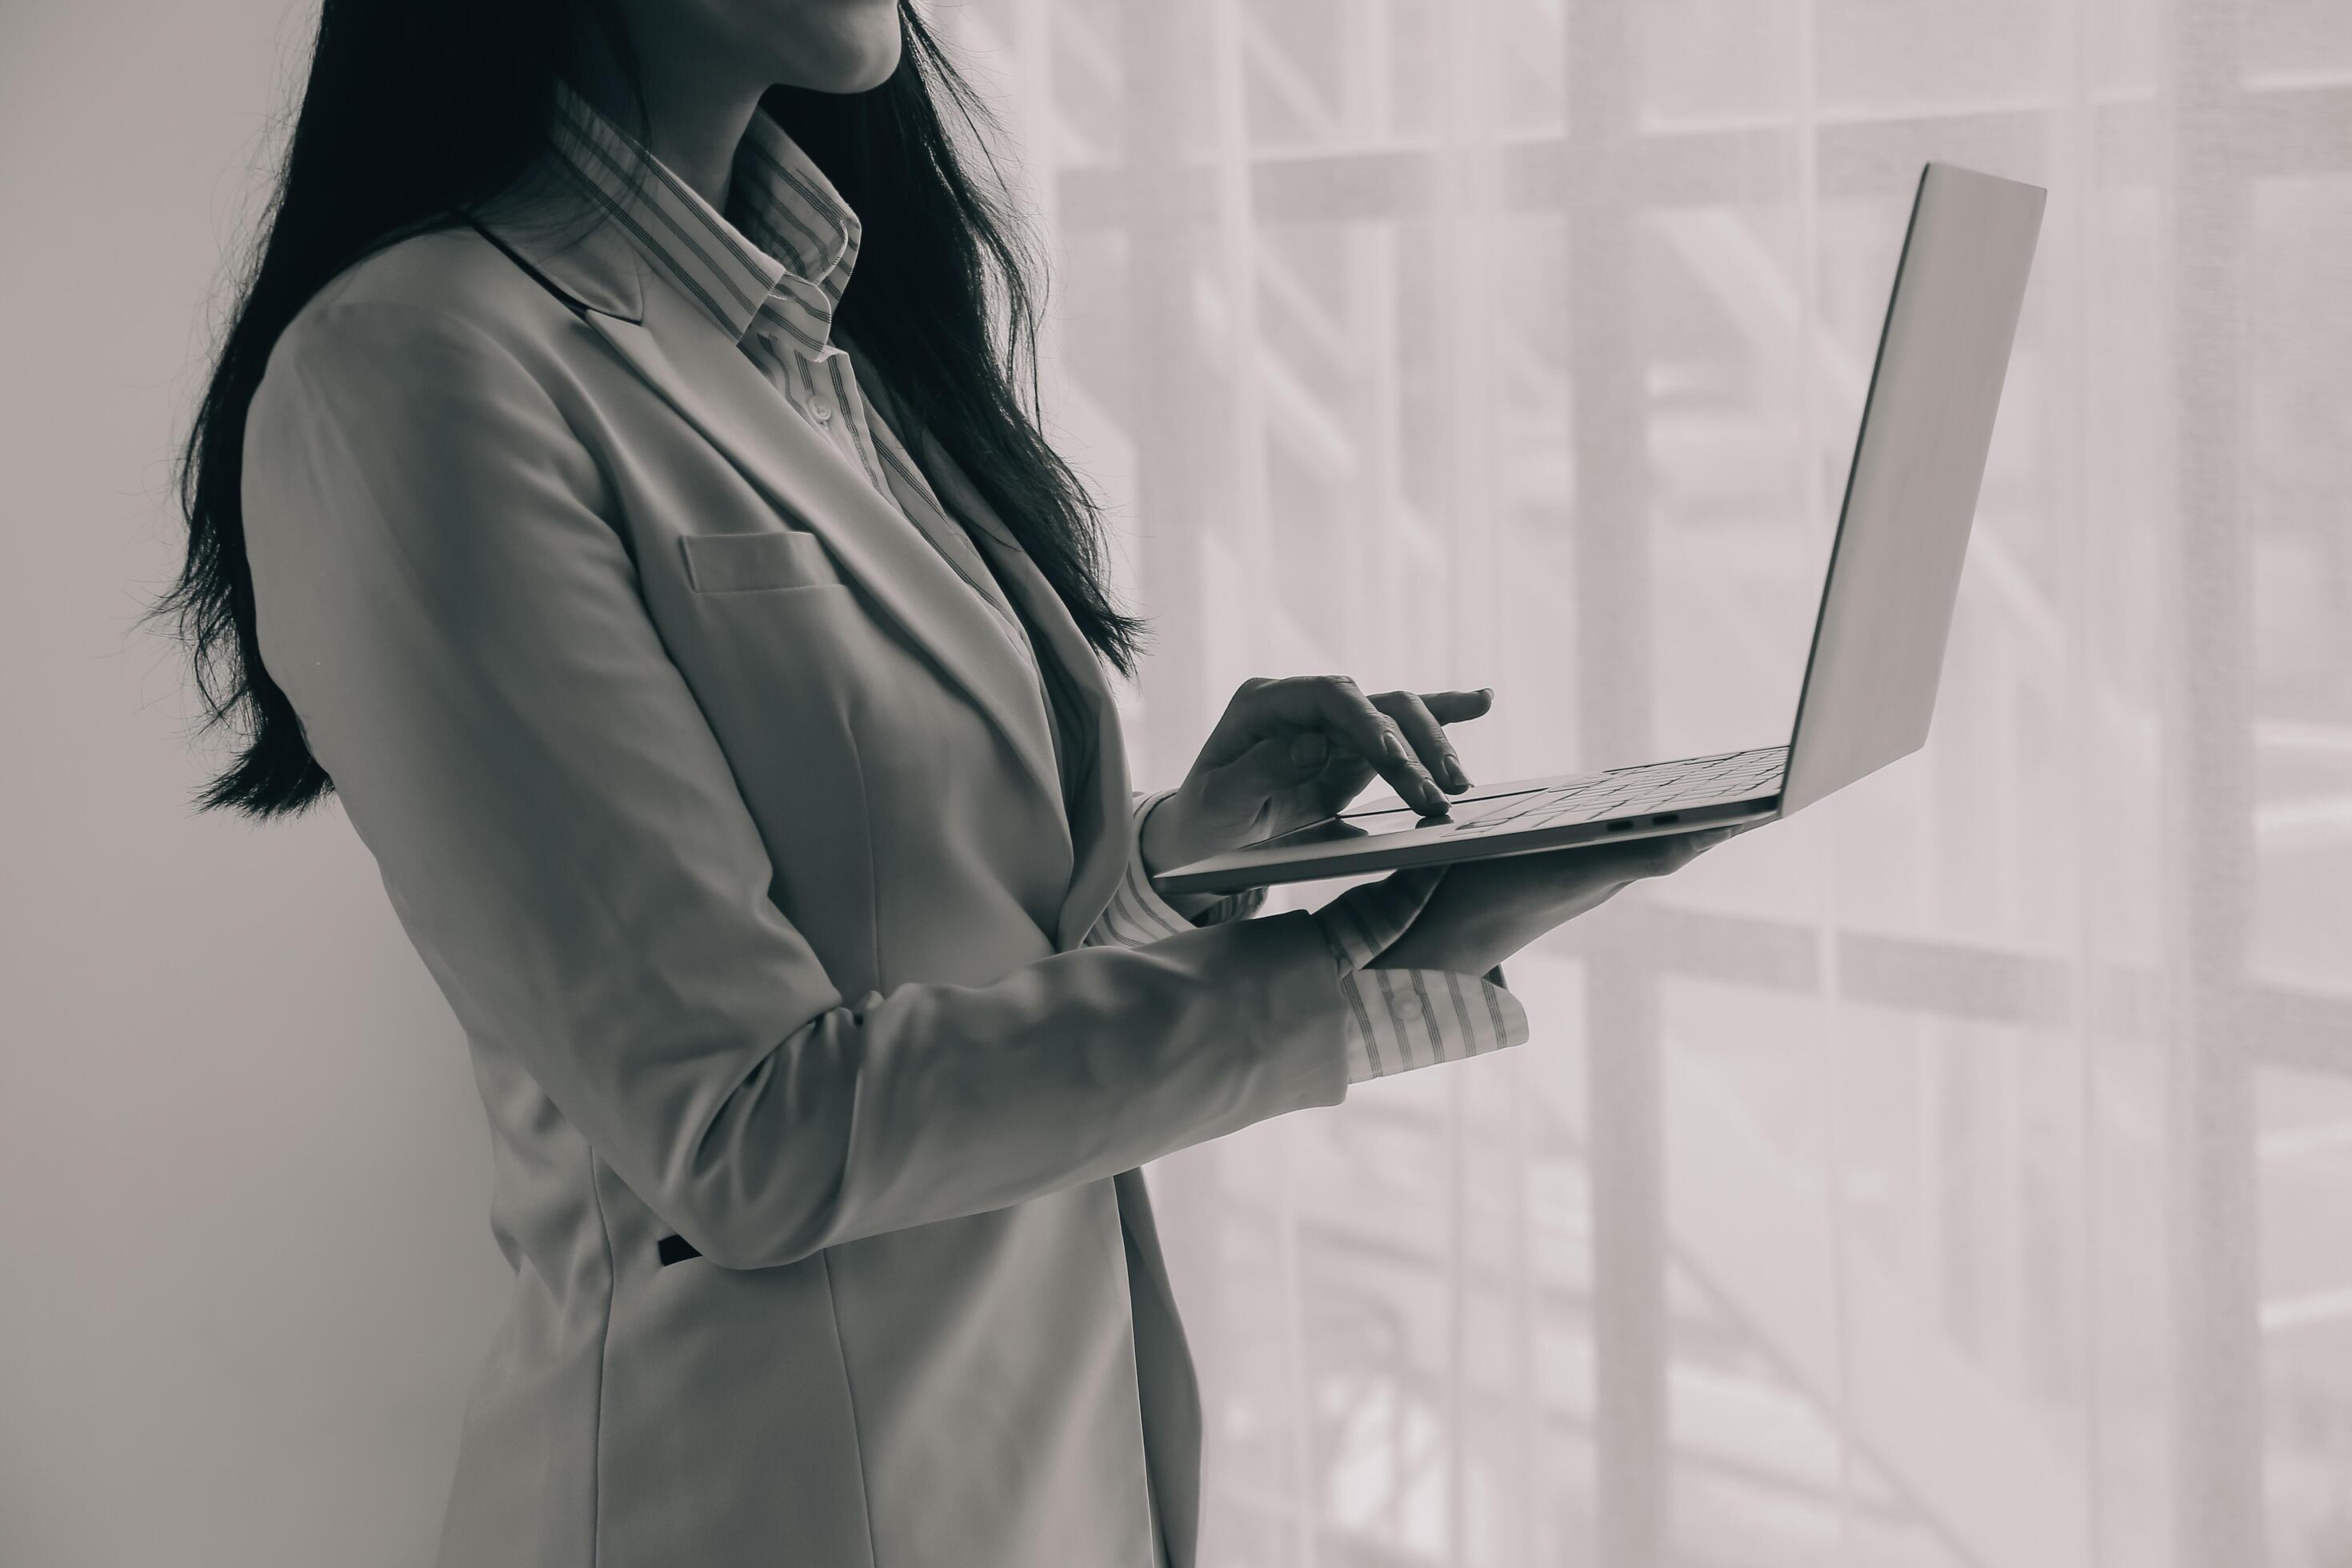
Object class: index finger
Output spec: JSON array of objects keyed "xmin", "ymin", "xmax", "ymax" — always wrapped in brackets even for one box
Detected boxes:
[
  {"xmin": 1239, "ymin": 675, "xmax": 1450, "ymax": 814},
  {"xmin": 1417, "ymin": 688, "xmax": 1495, "ymax": 725}
]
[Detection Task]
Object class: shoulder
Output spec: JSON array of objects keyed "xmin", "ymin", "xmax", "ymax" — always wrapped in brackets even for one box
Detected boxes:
[
  {"xmin": 256, "ymin": 222, "xmax": 612, "ymax": 444},
  {"xmin": 245, "ymin": 225, "xmax": 618, "ymax": 508},
  {"xmin": 269, "ymin": 222, "xmax": 596, "ymax": 397}
]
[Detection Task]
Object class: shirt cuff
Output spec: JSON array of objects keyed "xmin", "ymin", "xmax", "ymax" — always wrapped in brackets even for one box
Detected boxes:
[
  {"xmin": 1090, "ymin": 788, "xmax": 1270, "ymax": 946},
  {"xmin": 1309, "ymin": 867, "xmax": 1528, "ymax": 1083}
]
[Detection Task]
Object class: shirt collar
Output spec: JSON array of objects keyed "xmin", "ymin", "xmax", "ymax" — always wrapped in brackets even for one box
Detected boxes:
[{"xmin": 549, "ymin": 78, "xmax": 861, "ymax": 349}]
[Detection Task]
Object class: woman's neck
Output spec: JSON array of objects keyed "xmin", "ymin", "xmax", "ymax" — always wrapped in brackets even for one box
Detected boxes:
[{"xmin": 565, "ymin": 38, "xmax": 766, "ymax": 213}]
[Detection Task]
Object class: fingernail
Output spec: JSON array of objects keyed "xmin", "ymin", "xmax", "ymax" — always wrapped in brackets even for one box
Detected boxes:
[
  {"xmin": 1444, "ymin": 757, "xmax": 1468, "ymax": 790},
  {"xmin": 1382, "ymin": 730, "xmax": 1407, "ymax": 763}
]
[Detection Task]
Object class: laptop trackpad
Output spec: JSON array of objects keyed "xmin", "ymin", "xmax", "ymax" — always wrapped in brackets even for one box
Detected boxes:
[{"xmin": 1261, "ymin": 800, "xmax": 1467, "ymax": 849}]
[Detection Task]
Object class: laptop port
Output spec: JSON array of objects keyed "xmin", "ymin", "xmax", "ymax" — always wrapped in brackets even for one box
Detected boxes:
[
  {"xmin": 1653, "ymin": 812, "xmax": 1682, "ymax": 825},
  {"xmin": 1605, "ymin": 820, "xmax": 1634, "ymax": 832}
]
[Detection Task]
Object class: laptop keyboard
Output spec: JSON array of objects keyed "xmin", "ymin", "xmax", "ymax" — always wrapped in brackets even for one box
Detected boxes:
[{"xmin": 1445, "ymin": 746, "xmax": 1788, "ymax": 838}]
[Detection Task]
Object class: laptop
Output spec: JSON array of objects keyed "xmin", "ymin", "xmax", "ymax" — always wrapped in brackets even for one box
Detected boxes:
[{"xmin": 1152, "ymin": 161, "xmax": 2046, "ymax": 899}]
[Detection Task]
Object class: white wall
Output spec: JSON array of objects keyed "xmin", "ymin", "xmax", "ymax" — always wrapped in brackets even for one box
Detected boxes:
[{"xmin": 1, "ymin": 5, "xmax": 511, "ymax": 1562}]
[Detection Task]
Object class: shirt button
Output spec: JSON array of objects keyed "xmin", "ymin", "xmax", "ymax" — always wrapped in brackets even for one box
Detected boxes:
[{"xmin": 806, "ymin": 394, "xmax": 834, "ymax": 424}]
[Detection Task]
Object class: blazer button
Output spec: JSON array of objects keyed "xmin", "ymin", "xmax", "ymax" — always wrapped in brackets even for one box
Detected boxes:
[{"xmin": 806, "ymin": 394, "xmax": 834, "ymax": 424}]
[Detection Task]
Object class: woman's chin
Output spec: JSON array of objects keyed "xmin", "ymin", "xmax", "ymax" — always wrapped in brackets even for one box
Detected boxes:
[{"xmin": 780, "ymin": 25, "xmax": 904, "ymax": 95}]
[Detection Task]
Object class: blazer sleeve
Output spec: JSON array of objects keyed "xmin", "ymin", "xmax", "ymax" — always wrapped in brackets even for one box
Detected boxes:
[{"xmin": 241, "ymin": 299, "xmax": 1352, "ymax": 1272}]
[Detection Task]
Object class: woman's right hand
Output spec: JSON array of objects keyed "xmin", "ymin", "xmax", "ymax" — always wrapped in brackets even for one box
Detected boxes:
[{"xmin": 1366, "ymin": 823, "xmax": 1751, "ymax": 975}]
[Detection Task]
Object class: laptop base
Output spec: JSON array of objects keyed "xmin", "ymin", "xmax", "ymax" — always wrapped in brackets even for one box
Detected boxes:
[{"xmin": 1151, "ymin": 746, "xmax": 1786, "ymax": 898}]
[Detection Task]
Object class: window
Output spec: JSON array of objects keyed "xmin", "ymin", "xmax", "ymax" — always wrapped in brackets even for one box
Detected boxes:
[{"xmin": 949, "ymin": 1, "xmax": 2352, "ymax": 1559}]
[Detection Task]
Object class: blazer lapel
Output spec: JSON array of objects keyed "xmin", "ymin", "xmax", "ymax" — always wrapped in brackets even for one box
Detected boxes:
[
  {"xmin": 994, "ymin": 540, "xmax": 1138, "ymax": 953},
  {"xmin": 474, "ymin": 197, "xmax": 1118, "ymax": 942},
  {"xmin": 912, "ymin": 433, "xmax": 1138, "ymax": 952},
  {"xmin": 542, "ymin": 250, "xmax": 1067, "ymax": 827}
]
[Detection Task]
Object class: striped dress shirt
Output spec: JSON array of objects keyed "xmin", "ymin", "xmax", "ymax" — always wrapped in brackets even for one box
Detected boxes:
[{"xmin": 544, "ymin": 81, "xmax": 1529, "ymax": 1084}]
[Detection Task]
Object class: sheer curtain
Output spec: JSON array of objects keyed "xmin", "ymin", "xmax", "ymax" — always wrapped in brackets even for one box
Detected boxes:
[{"xmin": 941, "ymin": 0, "xmax": 2352, "ymax": 1562}]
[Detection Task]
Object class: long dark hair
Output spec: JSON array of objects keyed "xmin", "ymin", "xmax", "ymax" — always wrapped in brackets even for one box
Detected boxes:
[{"xmin": 154, "ymin": 0, "xmax": 1149, "ymax": 819}]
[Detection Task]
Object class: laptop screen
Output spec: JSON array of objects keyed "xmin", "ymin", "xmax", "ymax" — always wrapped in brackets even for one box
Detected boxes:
[{"xmin": 1779, "ymin": 162, "xmax": 2046, "ymax": 816}]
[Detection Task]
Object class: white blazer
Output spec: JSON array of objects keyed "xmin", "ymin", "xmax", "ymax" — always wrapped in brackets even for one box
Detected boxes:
[{"xmin": 239, "ymin": 184, "xmax": 1357, "ymax": 1567}]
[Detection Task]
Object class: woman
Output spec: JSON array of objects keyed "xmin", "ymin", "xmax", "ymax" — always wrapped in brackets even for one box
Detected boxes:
[{"xmin": 158, "ymin": 1, "xmax": 1735, "ymax": 1562}]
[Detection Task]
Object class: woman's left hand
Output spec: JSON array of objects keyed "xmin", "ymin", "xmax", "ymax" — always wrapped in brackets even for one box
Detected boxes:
[{"xmin": 1138, "ymin": 675, "xmax": 1496, "ymax": 878}]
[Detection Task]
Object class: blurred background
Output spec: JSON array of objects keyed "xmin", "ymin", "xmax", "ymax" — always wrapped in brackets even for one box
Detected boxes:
[{"xmin": 3, "ymin": 0, "xmax": 2348, "ymax": 1565}]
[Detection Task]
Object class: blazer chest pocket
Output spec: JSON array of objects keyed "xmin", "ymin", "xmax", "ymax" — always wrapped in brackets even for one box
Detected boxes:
[{"xmin": 679, "ymin": 529, "xmax": 843, "ymax": 594}]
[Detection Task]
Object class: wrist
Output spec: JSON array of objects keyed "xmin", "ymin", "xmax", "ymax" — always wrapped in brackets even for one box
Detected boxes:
[
  {"xmin": 1370, "ymin": 900, "xmax": 1513, "ymax": 974},
  {"xmin": 1138, "ymin": 790, "xmax": 1190, "ymax": 877},
  {"xmin": 1138, "ymin": 790, "xmax": 1226, "ymax": 922}
]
